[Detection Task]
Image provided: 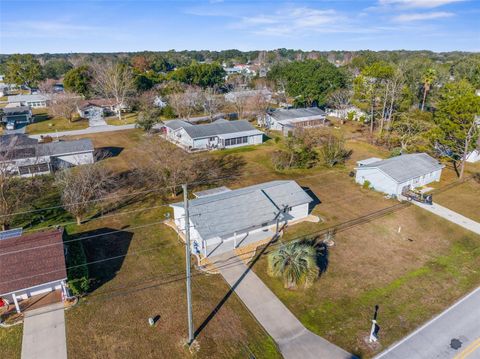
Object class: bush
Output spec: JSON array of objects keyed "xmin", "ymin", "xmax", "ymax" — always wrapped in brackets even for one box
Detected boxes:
[
  {"xmin": 66, "ymin": 240, "xmax": 89, "ymax": 296},
  {"xmin": 347, "ymin": 111, "xmax": 355, "ymax": 121},
  {"xmin": 319, "ymin": 135, "xmax": 351, "ymax": 167},
  {"xmin": 362, "ymin": 180, "xmax": 371, "ymax": 189},
  {"xmin": 389, "ymin": 147, "xmax": 402, "ymax": 157}
]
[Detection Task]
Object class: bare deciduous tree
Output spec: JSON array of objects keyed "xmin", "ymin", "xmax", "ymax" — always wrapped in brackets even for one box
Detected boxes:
[
  {"xmin": 49, "ymin": 93, "xmax": 80, "ymax": 122},
  {"xmin": 0, "ymin": 143, "xmax": 41, "ymax": 230},
  {"xmin": 135, "ymin": 138, "xmax": 197, "ymax": 197},
  {"xmin": 327, "ymin": 89, "xmax": 352, "ymax": 123},
  {"xmin": 247, "ymin": 91, "xmax": 270, "ymax": 118},
  {"xmin": 167, "ymin": 86, "xmax": 202, "ymax": 120},
  {"xmin": 92, "ymin": 61, "xmax": 135, "ymax": 121},
  {"xmin": 55, "ymin": 163, "xmax": 115, "ymax": 225},
  {"xmin": 38, "ymin": 79, "xmax": 57, "ymax": 94},
  {"xmin": 202, "ymin": 88, "xmax": 223, "ymax": 120}
]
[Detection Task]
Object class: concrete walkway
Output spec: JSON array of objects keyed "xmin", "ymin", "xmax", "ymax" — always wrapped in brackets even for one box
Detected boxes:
[
  {"xmin": 21, "ymin": 302, "xmax": 67, "ymax": 359},
  {"xmin": 214, "ymin": 252, "xmax": 355, "ymax": 359},
  {"xmin": 376, "ymin": 286, "xmax": 480, "ymax": 359},
  {"xmin": 29, "ymin": 124, "xmax": 135, "ymax": 139},
  {"xmin": 413, "ymin": 201, "xmax": 480, "ymax": 235}
]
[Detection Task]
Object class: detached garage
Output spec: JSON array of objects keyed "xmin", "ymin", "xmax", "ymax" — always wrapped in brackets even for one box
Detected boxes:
[
  {"xmin": 0, "ymin": 229, "xmax": 68, "ymax": 313},
  {"xmin": 355, "ymin": 153, "xmax": 444, "ymax": 196}
]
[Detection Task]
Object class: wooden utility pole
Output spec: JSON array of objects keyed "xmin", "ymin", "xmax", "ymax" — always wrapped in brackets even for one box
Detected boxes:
[{"xmin": 182, "ymin": 184, "xmax": 194, "ymax": 345}]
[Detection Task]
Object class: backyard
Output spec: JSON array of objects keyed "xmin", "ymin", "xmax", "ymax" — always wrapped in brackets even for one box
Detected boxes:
[{"xmin": 1, "ymin": 125, "xmax": 479, "ymax": 358}]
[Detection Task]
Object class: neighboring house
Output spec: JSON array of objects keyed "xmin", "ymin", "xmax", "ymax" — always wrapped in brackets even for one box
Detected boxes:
[
  {"xmin": 7, "ymin": 94, "xmax": 50, "ymax": 108},
  {"xmin": 0, "ymin": 134, "xmax": 95, "ymax": 177},
  {"xmin": 162, "ymin": 119, "xmax": 264, "ymax": 151},
  {"xmin": 0, "ymin": 228, "xmax": 69, "ymax": 313},
  {"xmin": 154, "ymin": 96, "xmax": 167, "ymax": 108},
  {"xmin": 0, "ymin": 84, "xmax": 9, "ymax": 97},
  {"xmin": 326, "ymin": 106, "xmax": 366, "ymax": 121},
  {"xmin": 171, "ymin": 180, "xmax": 314, "ymax": 257},
  {"xmin": 77, "ymin": 99, "xmax": 128, "ymax": 119},
  {"xmin": 224, "ymin": 88, "xmax": 272, "ymax": 103},
  {"xmin": 259, "ymin": 107, "xmax": 329, "ymax": 136},
  {"xmin": 77, "ymin": 102, "xmax": 106, "ymax": 121},
  {"xmin": 355, "ymin": 153, "xmax": 444, "ymax": 196},
  {"xmin": 1, "ymin": 106, "xmax": 33, "ymax": 125}
]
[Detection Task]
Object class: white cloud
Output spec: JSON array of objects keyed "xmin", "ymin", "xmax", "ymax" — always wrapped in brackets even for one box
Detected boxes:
[
  {"xmin": 379, "ymin": 0, "xmax": 465, "ymax": 8},
  {"xmin": 393, "ymin": 11, "xmax": 454, "ymax": 22},
  {"xmin": 234, "ymin": 7, "xmax": 349, "ymax": 36}
]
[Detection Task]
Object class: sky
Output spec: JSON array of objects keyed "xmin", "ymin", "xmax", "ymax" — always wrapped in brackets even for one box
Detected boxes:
[{"xmin": 0, "ymin": 0, "xmax": 479, "ymax": 54}]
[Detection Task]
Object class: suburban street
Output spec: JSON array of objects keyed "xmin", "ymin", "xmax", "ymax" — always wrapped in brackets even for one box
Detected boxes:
[{"xmin": 376, "ymin": 286, "xmax": 480, "ymax": 359}]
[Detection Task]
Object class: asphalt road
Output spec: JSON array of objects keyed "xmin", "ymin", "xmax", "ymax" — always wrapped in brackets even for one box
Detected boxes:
[{"xmin": 375, "ymin": 286, "xmax": 480, "ymax": 359}]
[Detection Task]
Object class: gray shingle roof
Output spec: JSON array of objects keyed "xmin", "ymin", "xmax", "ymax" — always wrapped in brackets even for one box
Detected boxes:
[
  {"xmin": 172, "ymin": 180, "xmax": 313, "ymax": 239},
  {"xmin": 38, "ymin": 139, "xmax": 94, "ymax": 157},
  {"xmin": 8, "ymin": 94, "xmax": 49, "ymax": 103},
  {"xmin": 164, "ymin": 120, "xmax": 193, "ymax": 130},
  {"xmin": 2, "ymin": 106, "xmax": 30, "ymax": 115},
  {"xmin": 0, "ymin": 136, "xmax": 94, "ymax": 160},
  {"xmin": 269, "ymin": 107, "xmax": 326, "ymax": 122},
  {"xmin": 167, "ymin": 120, "xmax": 263, "ymax": 139},
  {"xmin": 358, "ymin": 153, "xmax": 443, "ymax": 183}
]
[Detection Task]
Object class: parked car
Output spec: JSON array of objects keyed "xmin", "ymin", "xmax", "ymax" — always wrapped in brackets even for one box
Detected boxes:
[{"xmin": 6, "ymin": 121, "xmax": 15, "ymax": 130}]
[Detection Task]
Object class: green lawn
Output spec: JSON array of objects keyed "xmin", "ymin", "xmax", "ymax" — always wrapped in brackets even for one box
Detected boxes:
[
  {"xmin": 63, "ymin": 199, "xmax": 280, "ymax": 359},
  {"xmin": 105, "ymin": 112, "xmax": 138, "ymax": 126},
  {"xmin": 8, "ymin": 127, "xmax": 479, "ymax": 359},
  {"xmin": 0, "ymin": 325, "xmax": 23, "ymax": 359},
  {"xmin": 27, "ymin": 114, "xmax": 89, "ymax": 135}
]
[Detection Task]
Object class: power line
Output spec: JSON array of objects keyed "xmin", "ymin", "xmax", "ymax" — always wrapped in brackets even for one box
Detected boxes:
[{"xmin": 0, "ymin": 220, "xmax": 166, "ymax": 257}]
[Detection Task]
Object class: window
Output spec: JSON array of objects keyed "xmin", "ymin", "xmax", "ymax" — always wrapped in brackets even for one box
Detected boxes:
[{"xmin": 225, "ymin": 136, "xmax": 248, "ymax": 146}]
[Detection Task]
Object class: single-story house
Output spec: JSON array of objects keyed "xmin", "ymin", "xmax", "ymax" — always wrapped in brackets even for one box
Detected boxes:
[
  {"xmin": 0, "ymin": 84, "xmax": 9, "ymax": 97},
  {"xmin": 7, "ymin": 94, "xmax": 50, "ymax": 108},
  {"xmin": 77, "ymin": 99, "xmax": 129, "ymax": 120},
  {"xmin": 0, "ymin": 228, "xmax": 68, "ymax": 313},
  {"xmin": 1, "ymin": 106, "xmax": 33, "ymax": 125},
  {"xmin": 259, "ymin": 107, "xmax": 329, "ymax": 136},
  {"xmin": 77, "ymin": 102, "xmax": 106, "ymax": 121},
  {"xmin": 224, "ymin": 89, "xmax": 272, "ymax": 103},
  {"xmin": 0, "ymin": 134, "xmax": 95, "ymax": 177},
  {"xmin": 162, "ymin": 119, "xmax": 264, "ymax": 151},
  {"xmin": 171, "ymin": 180, "xmax": 314, "ymax": 257},
  {"xmin": 467, "ymin": 149, "xmax": 480, "ymax": 163},
  {"xmin": 355, "ymin": 153, "xmax": 444, "ymax": 196}
]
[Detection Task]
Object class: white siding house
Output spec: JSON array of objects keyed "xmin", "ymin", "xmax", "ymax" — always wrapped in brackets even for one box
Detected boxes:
[
  {"xmin": 355, "ymin": 153, "xmax": 444, "ymax": 196},
  {"xmin": 7, "ymin": 94, "xmax": 50, "ymax": 108},
  {"xmin": 0, "ymin": 134, "xmax": 95, "ymax": 177},
  {"xmin": 170, "ymin": 180, "xmax": 314, "ymax": 257},
  {"xmin": 0, "ymin": 229, "xmax": 69, "ymax": 313},
  {"xmin": 259, "ymin": 107, "xmax": 329, "ymax": 136},
  {"xmin": 162, "ymin": 119, "xmax": 264, "ymax": 151},
  {"xmin": 466, "ymin": 149, "xmax": 480, "ymax": 163}
]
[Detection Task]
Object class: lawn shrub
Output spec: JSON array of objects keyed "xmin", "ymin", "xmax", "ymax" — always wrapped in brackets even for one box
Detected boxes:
[
  {"xmin": 66, "ymin": 239, "xmax": 90, "ymax": 296},
  {"xmin": 362, "ymin": 180, "xmax": 371, "ymax": 189}
]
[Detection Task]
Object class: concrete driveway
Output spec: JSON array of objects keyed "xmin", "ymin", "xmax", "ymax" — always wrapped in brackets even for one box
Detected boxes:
[
  {"xmin": 21, "ymin": 302, "xmax": 67, "ymax": 359},
  {"xmin": 4, "ymin": 123, "xmax": 27, "ymax": 135},
  {"xmin": 376, "ymin": 286, "xmax": 480, "ymax": 359},
  {"xmin": 413, "ymin": 201, "xmax": 480, "ymax": 235},
  {"xmin": 215, "ymin": 252, "xmax": 355, "ymax": 359}
]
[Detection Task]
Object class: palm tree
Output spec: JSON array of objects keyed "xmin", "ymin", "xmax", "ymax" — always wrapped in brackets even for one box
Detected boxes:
[
  {"xmin": 421, "ymin": 68, "xmax": 436, "ymax": 111},
  {"xmin": 267, "ymin": 241, "xmax": 319, "ymax": 289}
]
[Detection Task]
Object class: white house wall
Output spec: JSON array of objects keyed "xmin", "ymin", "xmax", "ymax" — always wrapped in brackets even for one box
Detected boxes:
[
  {"xmin": 356, "ymin": 168, "xmax": 398, "ymax": 195},
  {"xmin": 2, "ymin": 279, "xmax": 65, "ymax": 302},
  {"xmin": 356, "ymin": 168, "xmax": 443, "ymax": 196},
  {"xmin": 54, "ymin": 152, "xmax": 94, "ymax": 167}
]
